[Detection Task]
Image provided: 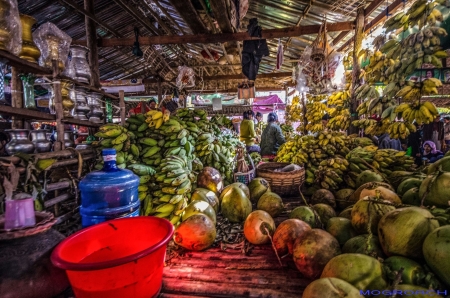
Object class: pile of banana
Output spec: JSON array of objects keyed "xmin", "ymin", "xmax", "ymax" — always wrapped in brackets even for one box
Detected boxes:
[
  {"xmin": 327, "ymin": 90, "xmax": 351, "ymax": 106},
  {"xmin": 148, "ymin": 156, "xmax": 196, "ymax": 225},
  {"xmin": 305, "ymin": 94, "xmax": 329, "ymax": 133},
  {"xmin": 356, "ymin": 94, "xmax": 394, "ymax": 117},
  {"xmin": 210, "ymin": 115, "xmax": 233, "ymax": 130},
  {"xmin": 372, "ymin": 149, "xmax": 416, "ymax": 177},
  {"xmin": 395, "ymin": 100, "xmax": 440, "ymax": 124},
  {"xmin": 327, "ymin": 109, "xmax": 351, "ymax": 131},
  {"xmin": 313, "ymin": 157, "xmax": 349, "ymax": 190}
]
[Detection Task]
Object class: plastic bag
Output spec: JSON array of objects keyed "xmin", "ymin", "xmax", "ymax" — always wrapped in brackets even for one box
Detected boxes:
[
  {"xmin": 32, "ymin": 22, "xmax": 72, "ymax": 70},
  {"xmin": 295, "ymin": 66, "xmax": 309, "ymax": 93},
  {"xmin": 330, "ymin": 52, "xmax": 346, "ymax": 90},
  {"xmin": 1, "ymin": 0, "xmax": 22, "ymax": 55},
  {"xmin": 176, "ymin": 66, "xmax": 195, "ymax": 90}
]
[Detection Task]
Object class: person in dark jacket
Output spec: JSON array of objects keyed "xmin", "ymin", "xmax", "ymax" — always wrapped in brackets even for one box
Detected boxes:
[
  {"xmin": 260, "ymin": 113, "xmax": 286, "ymax": 156},
  {"xmin": 408, "ymin": 122, "xmax": 423, "ymax": 166},
  {"xmin": 378, "ymin": 133, "xmax": 402, "ymax": 150},
  {"xmin": 421, "ymin": 140, "xmax": 444, "ymax": 163},
  {"xmin": 422, "ymin": 115, "xmax": 444, "ymax": 151}
]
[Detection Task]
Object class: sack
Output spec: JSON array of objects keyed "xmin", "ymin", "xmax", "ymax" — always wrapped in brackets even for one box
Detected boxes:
[{"xmin": 238, "ymin": 81, "xmax": 255, "ymax": 99}]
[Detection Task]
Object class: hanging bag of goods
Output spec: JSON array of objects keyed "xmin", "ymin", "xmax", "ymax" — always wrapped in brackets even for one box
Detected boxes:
[{"xmin": 237, "ymin": 81, "xmax": 255, "ymax": 99}]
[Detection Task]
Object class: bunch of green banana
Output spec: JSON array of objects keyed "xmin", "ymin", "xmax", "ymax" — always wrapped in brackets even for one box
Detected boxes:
[
  {"xmin": 314, "ymin": 157, "xmax": 349, "ymax": 190},
  {"xmin": 149, "ymin": 155, "xmax": 196, "ymax": 225},
  {"xmin": 249, "ymin": 152, "xmax": 261, "ymax": 165},
  {"xmin": 210, "ymin": 115, "xmax": 234, "ymax": 130},
  {"xmin": 430, "ymin": 207, "xmax": 450, "ymax": 226},
  {"xmin": 354, "ymin": 85, "xmax": 380, "ymax": 102},
  {"xmin": 373, "ymin": 149, "xmax": 415, "ymax": 176},
  {"xmin": 407, "ymin": 0, "xmax": 441, "ymax": 29},
  {"xmin": 280, "ymin": 123, "xmax": 295, "ymax": 139},
  {"xmin": 345, "ymin": 146, "xmax": 379, "ymax": 187},
  {"xmin": 383, "ymin": 11, "xmax": 410, "ymax": 34}
]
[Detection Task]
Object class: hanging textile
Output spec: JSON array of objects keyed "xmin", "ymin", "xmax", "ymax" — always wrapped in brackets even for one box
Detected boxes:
[
  {"xmin": 241, "ymin": 18, "xmax": 269, "ymax": 80},
  {"xmin": 276, "ymin": 39, "xmax": 283, "ymax": 70}
]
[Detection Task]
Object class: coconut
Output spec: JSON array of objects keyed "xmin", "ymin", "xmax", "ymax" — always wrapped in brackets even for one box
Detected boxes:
[
  {"xmin": 321, "ymin": 253, "xmax": 387, "ymax": 290},
  {"xmin": 419, "ymin": 172, "xmax": 450, "ymax": 207},
  {"xmin": 190, "ymin": 188, "xmax": 220, "ymax": 213},
  {"xmin": 222, "ymin": 182, "xmax": 250, "ymax": 200},
  {"xmin": 182, "ymin": 200, "xmax": 217, "ymax": 225},
  {"xmin": 292, "ymin": 229, "xmax": 341, "ymax": 279},
  {"xmin": 401, "ymin": 187, "xmax": 421, "ymax": 206},
  {"xmin": 311, "ymin": 189, "xmax": 336, "ymax": 208},
  {"xmin": 312, "ymin": 204, "xmax": 336, "ymax": 226},
  {"xmin": 335, "ymin": 188, "xmax": 355, "ymax": 210},
  {"xmin": 338, "ymin": 205, "xmax": 353, "ymax": 220},
  {"xmin": 383, "ymin": 256, "xmax": 425, "ymax": 286},
  {"xmin": 384, "ymin": 285, "xmax": 444, "ymax": 298},
  {"xmin": 304, "ymin": 185, "xmax": 320, "ymax": 196},
  {"xmin": 423, "ymin": 225, "xmax": 450, "ymax": 287},
  {"xmin": 349, "ymin": 182, "xmax": 395, "ymax": 206},
  {"xmin": 220, "ymin": 185, "xmax": 252, "ymax": 223},
  {"xmin": 326, "ymin": 217, "xmax": 357, "ymax": 246},
  {"xmin": 243, "ymin": 210, "xmax": 275, "ymax": 245},
  {"xmin": 351, "ymin": 197, "xmax": 395, "ymax": 235},
  {"xmin": 426, "ymin": 156, "xmax": 450, "ymax": 174},
  {"xmin": 359, "ymin": 186, "xmax": 401, "ymax": 205},
  {"xmin": 248, "ymin": 178, "xmax": 270, "ymax": 203},
  {"xmin": 397, "ymin": 178, "xmax": 423, "ymax": 196},
  {"xmin": 378, "ymin": 207, "xmax": 439, "ymax": 259},
  {"xmin": 273, "ymin": 219, "xmax": 311, "ymax": 255},
  {"xmin": 197, "ymin": 167, "xmax": 224, "ymax": 196},
  {"xmin": 174, "ymin": 214, "xmax": 216, "ymax": 251},
  {"xmin": 302, "ymin": 278, "xmax": 361, "ymax": 298},
  {"xmin": 356, "ymin": 170, "xmax": 384, "ymax": 188},
  {"xmin": 342, "ymin": 234, "xmax": 386, "ymax": 259},
  {"xmin": 389, "ymin": 171, "xmax": 415, "ymax": 189},
  {"xmin": 289, "ymin": 206, "xmax": 322, "ymax": 228},
  {"xmin": 257, "ymin": 191, "xmax": 284, "ymax": 217}
]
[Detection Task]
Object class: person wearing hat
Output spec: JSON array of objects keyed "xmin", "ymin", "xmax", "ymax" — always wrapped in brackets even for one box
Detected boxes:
[
  {"xmin": 148, "ymin": 99, "xmax": 159, "ymax": 111},
  {"xmin": 260, "ymin": 112, "xmax": 285, "ymax": 156}
]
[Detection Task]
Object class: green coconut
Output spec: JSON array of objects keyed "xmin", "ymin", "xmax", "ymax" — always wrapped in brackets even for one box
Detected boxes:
[
  {"xmin": 338, "ymin": 205, "xmax": 353, "ymax": 220},
  {"xmin": 289, "ymin": 206, "xmax": 322, "ymax": 228},
  {"xmin": 321, "ymin": 253, "xmax": 387, "ymax": 290},
  {"xmin": 182, "ymin": 200, "xmax": 217, "ymax": 225},
  {"xmin": 220, "ymin": 185, "xmax": 252, "ymax": 223},
  {"xmin": 293, "ymin": 229, "xmax": 341, "ymax": 279},
  {"xmin": 190, "ymin": 188, "xmax": 220, "ymax": 213},
  {"xmin": 356, "ymin": 170, "xmax": 384, "ymax": 189},
  {"xmin": 302, "ymin": 278, "xmax": 361, "ymax": 298},
  {"xmin": 304, "ymin": 185, "xmax": 320, "ymax": 196},
  {"xmin": 248, "ymin": 178, "xmax": 270, "ymax": 203},
  {"xmin": 426, "ymin": 156, "xmax": 450, "ymax": 174},
  {"xmin": 334, "ymin": 188, "xmax": 355, "ymax": 210},
  {"xmin": 397, "ymin": 178, "xmax": 423, "ymax": 196},
  {"xmin": 423, "ymin": 225, "xmax": 450, "ymax": 287},
  {"xmin": 382, "ymin": 285, "xmax": 444, "ymax": 298},
  {"xmin": 383, "ymin": 256, "xmax": 426, "ymax": 286},
  {"xmin": 419, "ymin": 172, "xmax": 450, "ymax": 207},
  {"xmin": 378, "ymin": 207, "xmax": 439, "ymax": 259},
  {"xmin": 257, "ymin": 191, "xmax": 284, "ymax": 218},
  {"xmin": 350, "ymin": 182, "xmax": 395, "ymax": 206},
  {"xmin": 222, "ymin": 182, "xmax": 250, "ymax": 200},
  {"xmin": 342, "ymin": 234, "xmax": 386, "ymax": 259},
  {"xmin": 326, "ymin": 217, "xmax": 357, "ymax": 246},
  {"xmin": 389, "ymin": 171, "xmax": 415, "ymax": 189},
  {"xmin": 351, "ymin": 197, "xmax": 395, "ymax": 235},
  {"xmin": 312, "ymin": 204, "xmax": 336, "ymax": 226},
  {"xmin": 401, "ymin": 187, "xmax": 421, "ymax": 206},
  {"xmin": 273, "ymin": 219, "xmax": 311, "ymax": 256},
  {"xmin": 311, "ymin": 189, "xmax": 336, "ymax": 208}
]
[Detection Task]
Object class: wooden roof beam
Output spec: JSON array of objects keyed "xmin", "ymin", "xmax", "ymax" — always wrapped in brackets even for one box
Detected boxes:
[
  {"xmin": 168, "ymin": 0, "xmax": 209, "ymax": 34},
  {"xmin": 73, "ymin": 21, "xmax": 353, "ymax": 47}
]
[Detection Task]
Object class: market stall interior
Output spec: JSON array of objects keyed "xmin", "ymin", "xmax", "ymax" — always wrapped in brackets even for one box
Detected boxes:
[{"xmin": 2, "ymin": 0, "xmax": 450, "ymax": 297}]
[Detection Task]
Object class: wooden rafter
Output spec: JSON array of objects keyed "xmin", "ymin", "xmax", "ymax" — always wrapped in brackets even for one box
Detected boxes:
[{"xmin": 168, "ymin": 0, "xmax": 209, "ymax": 34}]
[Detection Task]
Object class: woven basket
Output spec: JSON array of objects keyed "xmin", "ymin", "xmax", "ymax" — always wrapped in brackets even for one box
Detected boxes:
[
  {"xmin": 234, "ymin": 153, "xmax": 256, "ymax": 185},
  {"xmin": 256, "ymin": 162, "xmax": 305, "ymax": 196}
]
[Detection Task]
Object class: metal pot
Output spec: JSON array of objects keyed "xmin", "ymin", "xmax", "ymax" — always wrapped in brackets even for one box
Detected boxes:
[
  {"xmin": 18, "ymin": 14, "xmax": 41, "ymax": 63},
  {"xmin": 87, "ymin": 92, "xmax": 104, "ymax": 123},
  {"xmin": 5, "ymin": 129, "xmax": 35, "ymax": 155},
  {"xmin": 70, "ymin": 45, "xmax": 91, "ymax": 84},
  {"xmin": 63, "ymin": 131, "xmax": 75, "ymax": 148},
  {"xmin": 60, "ymin": 80, "xmax": 74, "ymax": 118},
  {"xmin": 30, "ymin": 129, "xmax": 52, "ymax": 153},
  {"xmin": 73, "ymin": 87, "xmax": 90, "ymax": 121}
]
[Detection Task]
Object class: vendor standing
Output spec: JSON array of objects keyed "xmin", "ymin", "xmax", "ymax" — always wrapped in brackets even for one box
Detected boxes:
[
  {"xmin": 260, "ymin": 112, "xmax": 286, "ymax": 156},
  {"xmin": 240, "ymin": 111, "xmax": 260, "ymax": 153}
]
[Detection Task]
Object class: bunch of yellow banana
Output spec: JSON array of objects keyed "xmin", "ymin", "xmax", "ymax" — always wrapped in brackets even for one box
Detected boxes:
[
  {"xmin": 373, "ymin": 149, "xmax": 415, "ymax": 177},
  {"xmin": 364, "ymin": 119, "xmax": 391, "ymax": 136},
  {"xmin": 327, "ymin": 90, "xmax": 350, "ymax": 106},
  {"xmin": 352, "ymin": 118, "xmax": 378, "ymax": 128},
  {"xmin": 383, "ymin": 81, "xmax": 401, "ymax": 100},
  {"xmin": 407, "ymin": 0, "xmax": 441, "ymax": 29},
  {"xmin": 396, "ymin": 85, "xmax": 422, "ymax": 102},
  {"xmin": 327, "ymin": 109, "xmax": 350, "ymax": 131},
  {"xmin": 314, "ymin": 157, "xmax": 349, "ymax": 190},
  {"xmin": 144, "ymin": 110, "xmax": 170, "ymax": 129},
  {"xmin": 305, "ymin": 95, "xmax": 329, "ymax": 132},
  {"xmin": 387, "ymin": 121, "xmax": 417, "ymax": 139},
  {"xmin": 148, "ymin": 155, "xmax": 196, "ymax": 225},
  {"xmin": 422, "ymin": 78, "xmax": 443, "ymax": 95},
  {"xmin": 285, "ymin": 95, "xmax": 304, "ymax": 123},
  {"xmin": 383, "ymin": 11, "xmax": 410, "ymax": 34},
  {"xmin": 343, "ymin": 53, "xmax": 353, "ymax": 70},
  {"xmin": 395, "ymin": 101, "xmax": 439, "ymax": 124}
]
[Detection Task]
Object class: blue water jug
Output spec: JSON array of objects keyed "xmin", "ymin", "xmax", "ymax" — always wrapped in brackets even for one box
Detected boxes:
[{"xmin": 79, "ymin": 148, "xmax": 140, "ymax": 227}]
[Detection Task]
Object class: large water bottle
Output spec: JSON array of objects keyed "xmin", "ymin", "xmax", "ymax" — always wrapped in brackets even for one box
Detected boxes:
[{"xmin": 79, "ymin": 148, "xmax": 140, "ymax": 228}]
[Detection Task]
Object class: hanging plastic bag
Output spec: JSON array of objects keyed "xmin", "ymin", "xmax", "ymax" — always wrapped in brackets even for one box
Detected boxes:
[
  {"xmin": 176, "ymin": 66, "xmax": 195, "ymax": 90},
  {"xmin": 1, "ymin": 0, "xmax": 22, "ymax": 55}
]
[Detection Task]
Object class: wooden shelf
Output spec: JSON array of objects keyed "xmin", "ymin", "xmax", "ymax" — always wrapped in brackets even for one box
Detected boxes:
[
  {"xmin": 56, "ymin": 75, "xmax": 120, "ymax": 100},
  {"xmin": 0, "ymin": 50, "xmax": 52, "ymax": 75},
  {"xmin": 61, "ymin": 118, "xmax": 102, "ymax": 128},
  {"xmin": 0, "ymin": 105, "xmax": 56, "ymax": 120}
]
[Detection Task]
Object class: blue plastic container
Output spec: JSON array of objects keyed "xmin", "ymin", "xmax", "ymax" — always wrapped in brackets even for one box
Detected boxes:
[{"xmin": 79, "ymin": 148, "xmax": 140, "ymax": 228}]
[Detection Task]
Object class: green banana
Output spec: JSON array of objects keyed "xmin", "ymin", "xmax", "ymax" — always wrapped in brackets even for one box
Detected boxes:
[{"xmin": 139, "ymin": 138, "xmax": 158, "ymax": 146}]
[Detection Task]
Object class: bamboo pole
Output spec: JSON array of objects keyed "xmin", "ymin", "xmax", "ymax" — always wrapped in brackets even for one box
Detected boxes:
[
  {"xmin": 52, "ymin": 60, "xmax": 64, "ymax": 151},
  {"xmin": 119, "ymin": 90, "xmax": 125, "ymax": 125},
  {"xmin": 10, "ymin": 67, "xmax": 23, "ymax": 129}
]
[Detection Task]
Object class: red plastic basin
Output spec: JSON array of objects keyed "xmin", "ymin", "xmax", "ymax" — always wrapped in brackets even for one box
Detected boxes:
[{"xmin": 51, "ymin": 216, "xmax": 174, "ymax": 298}]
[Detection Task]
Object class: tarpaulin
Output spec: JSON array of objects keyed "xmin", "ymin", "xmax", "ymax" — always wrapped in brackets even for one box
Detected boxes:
[{"xmin": 251, "ymin": 95, "xmax": 285, "ymax": 114}]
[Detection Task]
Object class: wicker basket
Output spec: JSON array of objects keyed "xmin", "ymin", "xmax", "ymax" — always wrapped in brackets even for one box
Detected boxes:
[
  {"xmin": 256, "ymin": 162, "xmax": 305, "ymax": 196},
  {"xmin": 234, "ymin": 153, "xmax": 256, "ymax": 185}
]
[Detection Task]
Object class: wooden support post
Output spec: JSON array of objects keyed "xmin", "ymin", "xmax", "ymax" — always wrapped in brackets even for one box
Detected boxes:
[
  {"xmin": 349, "ymin": 8, "xmax": 365, "ymax": 135},
  {"xmin": 52, "ymin": 60, "xmax": 64, "ymax": 151},
  {"xmin": 84, "ymin": 0, "xmax": 101, "ymax": 88},
  {"xmin": 157, "ymin": 77, "xmax": 162, "ymax": 105},
  {"xmin": 10, "ymin": 67, "xmax": 23, "ymax": 129},
  {"xmin": 119, "ymin": 90, "xmax": 125, "ymax": 125}
]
